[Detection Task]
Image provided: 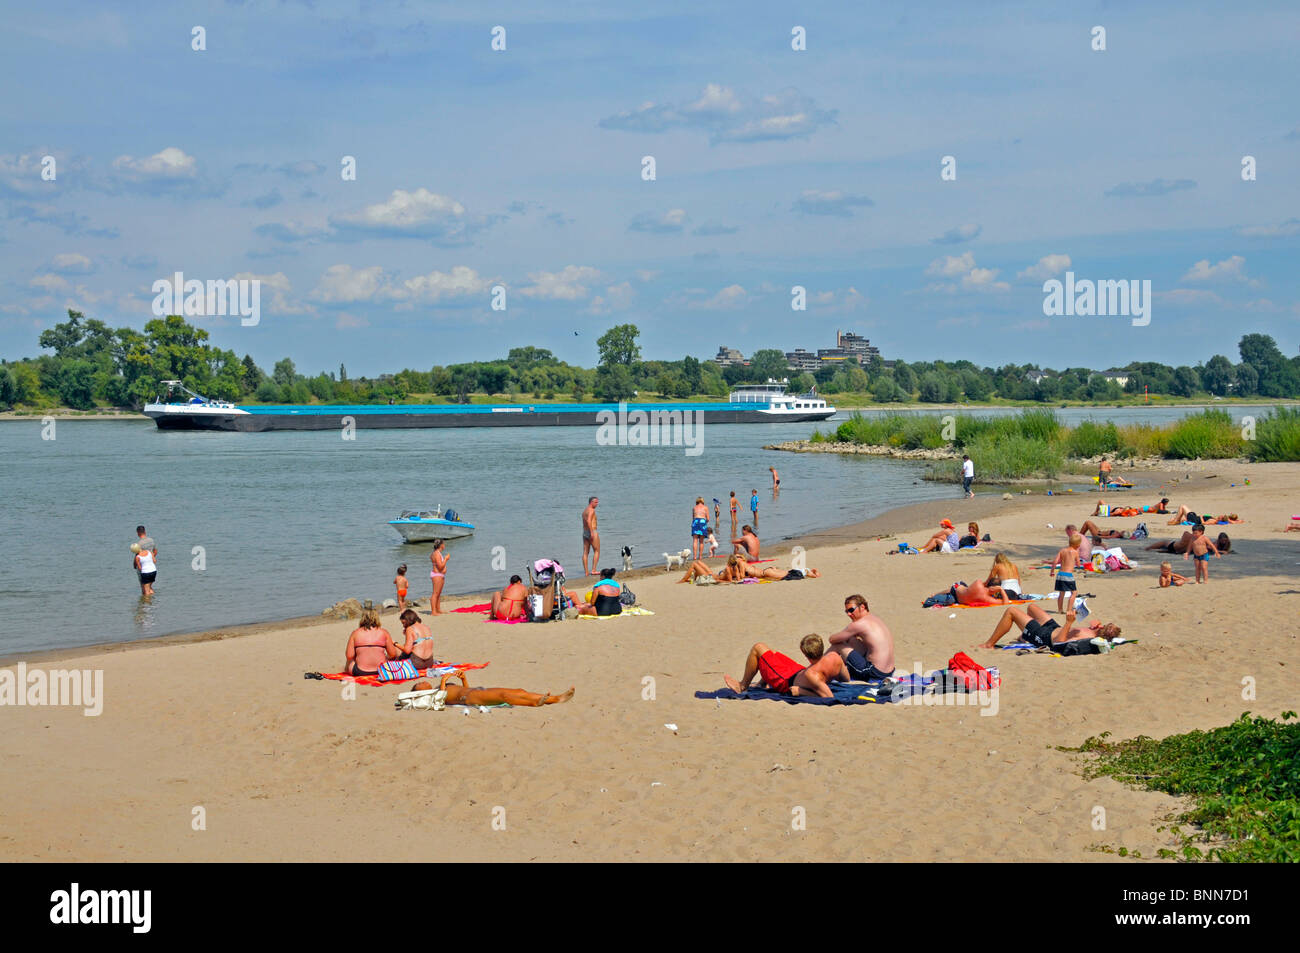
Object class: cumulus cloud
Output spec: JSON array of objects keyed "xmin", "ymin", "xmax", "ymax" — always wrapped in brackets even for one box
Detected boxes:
[
  {"xmin": 106, "ymin": 147, "xmax": 221, "ymax": 196},
  {"xmin": 1017, "ymin": 253, "xmax": 1071, "ymax": 281},
  {"xmin": 310, "ymin": 264, "xmax": 387, "ymax": 304},
  {"xmin": 254, "ymin": 220, "xmax": 331, "ymax": 243},
  {"xmin": 47, "ymin": 253, "xmax": 95, "ymax": 275},
  {"xmin": 931, "ymin": 223, "xmax": 982, "ymax": 245},
  {"xmin": 0, "ymin": 151, "xmax": 89, "ymax": 198},
  {"xmin": 925, "ymin": 252, "xmax": 1009, "ymax": 293},
  {"xmin": 234, "ymin": 271, "xmax": 314, "ymax": 314},
  {"xmin": 518, "ymin": 265, "xmax": 603, "ymax": 301},
  {"xmin": 330, "ymin": 188, "xmax": 488, "ymax": 245},
  {"xmin": 1105, "ymin": 178, "xmax": 1197, "ymax": 198},
  {"xmin": 585, "ymin": 282, "xmax": 636, "ymax": 315},
  {"xmin": 388, "ymin": 265, "xmax": 493, "ymax": 305},
  {"xmin": 1181, "ymin": 255, "xmax": 1255, "ymax": 285},
  {"xmin": 629, "ymin": 208, "xmax": 689, "ymax": 234},
  {"xmin": 599, "ymin": 84, "xmax": 837, "ymax": 144},
  {"xmin": 792, "ymin": 190, "xmax": 873, "ymax": 217}
]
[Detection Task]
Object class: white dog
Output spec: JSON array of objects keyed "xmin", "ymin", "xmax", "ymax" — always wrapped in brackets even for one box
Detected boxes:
[
  {"xmin": 662, "ymin": 548, "xmax": 692, "ymax": 571},
  {"xmin": 621, "ymin": 545, "xmax": 634, "ymax": 572}
]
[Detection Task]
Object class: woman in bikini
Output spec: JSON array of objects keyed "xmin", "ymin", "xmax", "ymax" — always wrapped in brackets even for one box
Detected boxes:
[
  {"xmin": 435, "ymin": 669, "xmax": 575, "ymax": 707},
  {"xmin": 343, "ymin": 610, "xmax": 400, "ymax": 677},
  {"xmin": 398, "ymin": 609, "xmax": 436, "ymax": 669},
  {"xmin": 429, "ymin": 539, "xmax": 448, "ymax": 615},
  {"xmin": 985, "ymin": 552, "xmax": 1023, "ymax": 598},
  {"xmin": 490, "ymin": 575, "xmax": 529, "ymax": 621},
  {"xmin": 678, "ymin": 554, "xmax": 744, "ymax": 584}
]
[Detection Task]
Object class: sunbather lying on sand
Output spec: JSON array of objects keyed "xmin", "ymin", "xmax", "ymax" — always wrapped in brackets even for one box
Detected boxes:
[
  {"xmin": 723, "ymin": 635, "xmax": 848, "ymax": 698},
  {"xmin": 1145, "ymin": 529, "xmax": 1196, "ymax": 554},
  {"xmin": 953, "ymin": 579, "xmax": 1013, "ymax": 605},
  {"xmin": 1078, "ymin": 519, "xmax": 1127, "ymax": 540},
  {"xmin": 1166, "ymin": 504, "xmax": 1202, "ymax": 525},
  {"xmin": 436, "ymin": 670, "xmax": 574, "ymax": 707},
  {"xmin": 979, "ymin": 605, "xmax": 1121, "ymax": 650}
]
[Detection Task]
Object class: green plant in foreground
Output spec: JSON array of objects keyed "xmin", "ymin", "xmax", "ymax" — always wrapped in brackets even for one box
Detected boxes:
[
  {"xmin": 1068, "ymin": 712, "xmax": 1300, "ymax": 862},
  {"xmin": 1250, "ymin": 406, "xmax": 1300, "ymax": 462}
]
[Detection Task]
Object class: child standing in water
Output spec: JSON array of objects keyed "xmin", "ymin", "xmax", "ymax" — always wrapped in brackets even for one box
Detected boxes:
[
  {"xmin": 729, "ymin": 491, "xmax": 738, "ymax": 537},
  {"xmin": 1050, "ymin": 534, "xmax": 1082, "ymax": 614},
  {"xmin": 1158, "ymin": 562, "xmax": 1188, "ymax": 587},
  {"xmin": 394, "ymin": 564, "xmax": 409, "ymax": 608}
]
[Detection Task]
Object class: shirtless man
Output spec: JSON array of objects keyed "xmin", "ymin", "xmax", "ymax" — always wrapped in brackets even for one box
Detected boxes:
[
  {"xmin": 952, "ymin": 579, "xmax": 1012, "ymax": 605},
  {"xmin": 769, "ymin": 466, "xmax": 780, "ymax": 493},
  {"xmin": 724, "ymin": 635, "xmax": 849, "ymax": 698},
  {"xmin": 826, "ymin": 594, "xmax": 896, "ymax": 680},
  {"xmin": 1078, "ymin": 519, "xmax": 1127, "ymax": 540},
  {"xmin": 979, "ymin": 605, "xmax": 1121, "ymax": 650},
  {"xmin": 691, "ymin": 497, "xmax": 710, "ymax": 560},
  {"xmin": 1063, "ymin": 524, "xmax": 1093, "ymax": 562},
  {"xmin": 1183, "ymin": 524, "xmax": 1221, "ymax": 583},
  {"xmin": 581, "ymin": 496, "xmax": 600, "ymax": 576},
  {"xmin": 1145, "ymin": 528, "xmax": 1197, "ymax": 555},
  {"xmin": 490, "ymin": 575, "xmax": 529, "ymax": 621},
  {"xmin": 731, "ymin": 525, "xmax": 760, "ymax": 559}
]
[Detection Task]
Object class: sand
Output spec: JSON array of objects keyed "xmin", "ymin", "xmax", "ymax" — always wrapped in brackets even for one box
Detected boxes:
[{"xmin": 1, "ymin": 461, "xmax": 1296, "ymax": 862}]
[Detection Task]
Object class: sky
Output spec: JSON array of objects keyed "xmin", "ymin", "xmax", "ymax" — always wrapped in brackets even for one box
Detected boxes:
[{"xmin": 2, "ymin": 0, "xmax": 1298, "ymax": 376}]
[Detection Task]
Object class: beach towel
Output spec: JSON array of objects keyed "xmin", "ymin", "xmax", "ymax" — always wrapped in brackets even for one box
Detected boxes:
[
  {"xmin": 995, "ymin": 638, "xmax": 1137, "ymax": 654},
  {"xmin": 946, "ymin": 598, "xmax": 1042, "ymax": 609},
  {"xmin": 452, "ymin": 603, "xmax": 492, "ymax": 613},
  {"xmin": 487, "ymin": 615, "xmax": 529, "ymax": 624},
  {"xmin": 696, "ymin": 679, "xmax": 901, "ymax": 706},
  {"xmin": 312, "ymin": 661, "xmax": 490, "ymax": 687},
  {"xmin": 575, "ymin": 606, "xmax": 655, "ymax": 619}
]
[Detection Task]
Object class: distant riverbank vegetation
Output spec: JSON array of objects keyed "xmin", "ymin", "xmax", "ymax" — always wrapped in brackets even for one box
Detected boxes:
[
  {"xmin": 811, "ymin": 406, "xmax": 1300, "ymax": 472},
  {"xmin": 3, "ymin": 313, "xmax": 1299, "ymax": 414}
]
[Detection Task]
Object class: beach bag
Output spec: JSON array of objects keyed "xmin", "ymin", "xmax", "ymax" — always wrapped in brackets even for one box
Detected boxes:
[
  {"xmin": 947, "ymin": 652, "xmax": 998, "ymax": 690},
  {"xmin": 377, "ymin": 658, "xmax": 419, "ymax": 682},
  {"xmin": 527, "ymin": 594, "xmax": 547, "ymax": 622},
  {"xmin": 1104, "ymin": 554, "xmax": 1123, "ymax": 571},
  {"xmin": 958, "ymin": 535, "xmax": 978, "ymax": 549},
  {"xmin": 1055, "ymin": 638, "xmax": 1101, "ymax": 657},
  {"xmin": 619, "ymin": 587, "xmax": 636, "ymax": 606}
]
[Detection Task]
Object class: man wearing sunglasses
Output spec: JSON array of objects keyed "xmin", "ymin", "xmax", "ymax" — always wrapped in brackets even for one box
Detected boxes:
[{"xmin": 827, "ymin": 594, "xmax": 896, "ymax": 681}]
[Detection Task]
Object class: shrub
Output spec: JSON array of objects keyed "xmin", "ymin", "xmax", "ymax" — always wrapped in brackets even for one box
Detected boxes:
[
  {"xmin": 966, "ymin": 434, "xmax": 1063, "ymax": 479},
  {"xmin": 1066, "ymin": 420, "xmax": 1120, "ymax": 457},
  {"xmin": 1015, "ymin": 408, "xmax": 1061, "ymax": 443},
  {"xmin": 1249, "ymin": 406, "xmax": 1300, "ymax": 462},
  {"xmin": 1164, "ymin": 409, "xmax": 1242, "ymax": 459},
  {"xmin": 1115, "ymin": 423, "xmax": 1171, "ymax": 459}
]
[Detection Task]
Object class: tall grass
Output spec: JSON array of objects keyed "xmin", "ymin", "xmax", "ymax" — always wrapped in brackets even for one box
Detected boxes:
[
  {"xmin": 1164, "ymin": 409, "xmax": 1242, "ymax": 459},
  {"xmin": 1065, "ymin": 420, "xmax": 1120, "ymax": 457},
  {"xmin": 966, "ymin": 433, "xmax": 1064, "ymax": 479},
  {"xmin": 1250, "ymin": 406, "xmax": 1300, "ymax": 462}
]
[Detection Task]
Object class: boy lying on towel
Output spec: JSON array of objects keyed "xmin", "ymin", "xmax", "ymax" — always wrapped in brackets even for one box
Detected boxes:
[
  {"xmin": 723, "ymin": 635, "xmax": 847, "ymax": 698},
  {"xmin": 435, "ymin": 670, "xmax": 574, "ymax": 707}
]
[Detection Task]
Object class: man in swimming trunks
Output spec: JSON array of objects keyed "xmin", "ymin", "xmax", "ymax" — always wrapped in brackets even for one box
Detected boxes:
[
  {"xmin": 979, "ymin": 605, "xmax": 1121, "ymax": 650},
  {"xmin": 952, "ymin": 579, "xmax": 1012, "ymax": 605},
  {"xmin": 691, "ymin": 497, "xmax": 710, "ymax": 560},
  {"xmin": 730, "ymin": 525, "xmax": 759, "ymax": 559},
  {"xmin": 581, "ymin": 496, "xmax": 600, "ymax": 576},
  {"xmin": 724, "ymin": 634, "xmax": 849, "ymax": 698},
  {"xmin": 344, "ymin": 610, "xmax": 401, "ymax": 676},
  {"xmin": 1183, "ymin": 524, "xmax": 1221, "ymax": 583},
  {"xmin": 1098, "ymin": 457, "xmax": 1112, "ymax": 487},
  {"xmin": 490, "ymin": 575, "xmax": 529, "ymax": 621},
  {"xmin": 769, "ymin": 466, "xmax": 780, "ymax": 493},
  {"xmin": 1145, "ymin": 527, "xmax": 1198, "ymax": 555},
  {"xmin": 826, "ymin": 594, "xmax": 896, "ymax": 680}
]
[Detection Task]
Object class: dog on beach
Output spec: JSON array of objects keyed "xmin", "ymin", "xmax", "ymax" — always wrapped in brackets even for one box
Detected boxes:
[
  {"xmin": 662, "ymin": 549, "xmax": 692, "ymax": 571},
  {"xmin": 621, "ymin": 545, "xmax": 633, "ymax": 571}
]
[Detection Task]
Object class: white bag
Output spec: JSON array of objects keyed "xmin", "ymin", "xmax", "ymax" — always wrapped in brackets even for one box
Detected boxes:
[{"xmin": 395, "ymin": 688, "xmax": 446, "ymax": 711}]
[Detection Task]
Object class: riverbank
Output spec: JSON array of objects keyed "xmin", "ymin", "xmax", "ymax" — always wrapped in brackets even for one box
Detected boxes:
[{"xmin": 1, "ymin": 460, "xmax": 1294, "ymax": 862}]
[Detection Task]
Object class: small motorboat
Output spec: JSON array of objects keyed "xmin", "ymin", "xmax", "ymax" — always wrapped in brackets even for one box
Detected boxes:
[{"xmin": 388, "ymin": 506, "xmax": 475, "ymax": 542}]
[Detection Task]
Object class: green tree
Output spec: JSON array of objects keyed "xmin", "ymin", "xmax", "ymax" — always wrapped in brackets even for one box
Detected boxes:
[
  {"xmin": 1234, "ymin": 363, "xmax": 1258, "ymax": 396},
  {"xmin": 872, "ymin": 375, "xmax": 897, "ymax": 402},
  {"xmin": 893, "ymin": 362, "xmax": 915, "ymax": 397},
  {"xmin": 596, "ymin": 324, "xmax": 641, "ymax": 367},
  {"xmin": 272, "ymin": 358, "xmax": 297, "ymax": 387},
  {"xmin": 0, "ymin": 366, "xmax": 15, "ymax": 409},
  {"xmin": 241, "ymin": 355, "xmax": 263, "ymax": 394},
  {"xmin": 749, "ymin": 348, "xmax": 789, "ymax": 382},
  {"xmin": 681, "ymin": 355, "xmax": 702, "ymax": 392},
  {"xmin": 1170, "ymin": 365, "xmax": 1201, "ymax": 398},
  {"xmin": 918, "ymin": 371, "xmax": 947, "ymax": 403},
  {"xmin": 961, "ymin": 369, "xmax": 992, "ymax": 402},
  {"xmin": 477, "ymin": 363, "xmax": 510, "ymax": 395},
  {"xmin": 1200, "ymin": 355, "xmax": 1235, "ymax": 396},
  {"xmin": 594, "ymin": 364, "xmax": 635, "ymax": 401}
]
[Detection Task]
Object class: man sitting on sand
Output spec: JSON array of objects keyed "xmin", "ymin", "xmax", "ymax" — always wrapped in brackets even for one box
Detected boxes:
[
  {"xmin": 731, "ymin": 525, "xmax": 760, "ymax": 559},
  {"xmin": 435, "ymin": 669, "xmax": 574, "ymax": 707},
  {"xmin": 724, "ymin": 635, "xmax": 848, "ymax": 698},
  {"xmin": 979, "ymin": 605, "xmax": 1121, "ymax": 650},
  {"xmin": 490, "ymin": 575, "xmax": 529, "ymax": 621},
  {"xmin": 826, "ymin": 594, "xmax": 896, "ymax": 680}
]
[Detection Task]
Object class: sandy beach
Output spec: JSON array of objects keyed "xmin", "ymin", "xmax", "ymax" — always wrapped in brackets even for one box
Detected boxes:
[{"xmin": 1, "ymin": 461, "xmax": 1295, "ymax": 862}]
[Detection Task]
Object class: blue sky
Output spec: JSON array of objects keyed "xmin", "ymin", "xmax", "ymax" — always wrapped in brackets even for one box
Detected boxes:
[{"xmin": 2, "ymin": 0, "xmax": 1297, "ymax": 376}]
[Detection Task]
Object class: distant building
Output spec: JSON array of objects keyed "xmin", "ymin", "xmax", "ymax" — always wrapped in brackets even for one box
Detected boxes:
[
  {"xmin": 786, "ymin": 330, "xmax": 882, "ymax": 372},
  {"xmin": 1026, "ymin": 370, "xmax": 1054, "ymax": 385},
  {"xmin": 1097, "ymin": 369, "xmax": 1130, "ymax": 387},
  {"xmin": 784, "ymin": 348, "xmax": 821, "ymax": 373},
  {"xmin": 713, "ymin": 346, "xmax": 745, "ymax": 367}
]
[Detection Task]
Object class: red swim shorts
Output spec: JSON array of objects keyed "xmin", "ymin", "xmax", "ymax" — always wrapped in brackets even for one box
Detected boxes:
[{"xmin": 758, "ymin": 650, "xmax": 805, "ymax": 694}]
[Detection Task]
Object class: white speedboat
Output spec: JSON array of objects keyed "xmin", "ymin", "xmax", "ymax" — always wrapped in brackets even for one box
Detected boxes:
[{"xmin": 388, "ymin": 506, "xmax": 475, "ymax": 542}]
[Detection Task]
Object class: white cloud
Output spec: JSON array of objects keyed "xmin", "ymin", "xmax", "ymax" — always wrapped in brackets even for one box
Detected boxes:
[
  {"xmin": 599, "ymin": 84, "xmax": 837, "ymax": 145},
  {"xmin": 1238, "ymin": 217, "xmax": 1300, "ymax": 238},
  {"xmin": 629, "ymin": 208, "xmax": 689, "ymax": 234},
  {"xmin": 926, "ymin": 252, "xmax": 975, "ymax": 278},
  {"xmin": 634, "ymin": 269, "xmax": 660, "ymax": 283},
  {"xmin": 1017, "ymin": 254, "xmax": 1071, "ymax": 281},
  {"xmin": 518, "ymin": 265, "xmax": 603, "ymax": 301},
  {"xmin": 234, "ymin": 271, "xmax": 313, "ymax": 315},
  {"xmin": 30, "ymin": 273, "xmax": 70, "ymax": 293},
  {"xmin": 310, "ymin": 264, "xmax": 387, "ymax": 304},
  {"xmin": 389, "ymin": 265, "xmax": 493, "ymax": 304},
  {"xmin": 111, "ymin": 147, "xmax": 198, "ymax": 181},
  {"xmin": 48, "ymin": 253, "xmax": 95, "ymax": 275},
  {"xmin": 676, "ymin": 284, "xmax": 748, "ymax": 310},
  {"xmin": 586, "ymin": 281, "xmax": 636, "ymax": 315},
  {"xmin": 925, "ymin": 252, "xmax": 1009, "ymax": 293},
  {"xmin": 931, "ymin": 223, "xmax": 982, "ymax": 245},
  {"xmin": 330, "ymin": 188, "xmax": 481, "ymax": 244},
  {"xmin": 1181, "ymin": 255, "xmax": 1256, "ymax": 285}
]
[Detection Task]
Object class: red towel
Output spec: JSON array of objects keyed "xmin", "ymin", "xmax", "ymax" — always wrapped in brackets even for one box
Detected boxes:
[
  {"xmin": 452, "ymin": 603, "xmax": 492, "ymax": 613},
  {"xmin": 318, "ymin": 662, "xmax": 489, "ymax": 687},
  {"xmin": 947, "ymin": 652, "xmax": 998, "ymax": 690}
]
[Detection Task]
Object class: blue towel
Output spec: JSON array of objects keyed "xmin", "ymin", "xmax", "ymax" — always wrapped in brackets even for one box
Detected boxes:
[{"xmin": 696, "ymin": 680, "xmax": 902, "ymax": 705}]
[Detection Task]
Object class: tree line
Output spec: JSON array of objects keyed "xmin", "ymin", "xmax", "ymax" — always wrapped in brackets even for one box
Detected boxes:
[{"xmin": 2, "ymin": 313, "xmax": 1297, "ymax": 411}]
